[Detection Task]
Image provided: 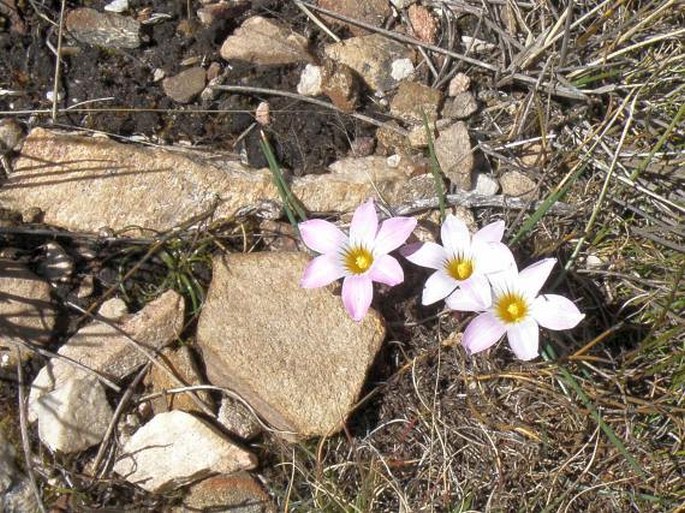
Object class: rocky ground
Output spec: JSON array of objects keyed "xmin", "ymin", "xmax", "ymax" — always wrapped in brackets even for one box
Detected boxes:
[{"xmin": 1, "ymin": 0, "xmax": 683, "ymax": 512}]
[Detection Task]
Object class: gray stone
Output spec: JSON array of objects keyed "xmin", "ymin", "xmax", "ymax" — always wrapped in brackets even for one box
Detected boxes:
[
  {"xmin": 325, "ymin": 34, "xmax": 414, "ymax": 92},
  {"xmin": 33, "ymin": 371, "xmax": 112, "ymax": 453},
  {"xmin": 162, "ymin": 67, "xmax": 206, "ymax": 104},
  {"xmin": 28, "ymin": 290, "xmax": 184, "ymax": 422},
  {"xmin": 195, "ymin": 252, "xmax": 386, "ymax": 439},
  {"xmin": 297, "ymin": 64, "xmax": 322, "ymax": 97},
  {"xmin": 434, "ymin": 121, "xmax": 474, "ymax": 190},
  {"xmin": 474, "ymin": 173, "xmax": 499, "ymax": 196},
  {"xmin": 442, "ymin": 92, "xmax": 478, "ymax": 119},
  {"xmin": 65, "ymin": 8, "xmax": 141, "ymax": 49},
  {"xmin": 499, "ymin": 170, "xmax": 537, "ymax": 200},
  {"xmin": 113, "ymin": 410, "xmax": 257, "ymax": 493},
  {"xmin": 0, "ymin": 118, "xmax": 23, "ymax": 153},
  {"xmin": 220, "ymin": 16, "xmax": 311, "ymax": 65},
  {"xmin": 217, "ymin": 397, "xmax": 262, "ymax": 440},
  {"xmin": 37, "ymin": 241, "xmax": 73, "ymax": 283},
  {"xmin": 0, "ymin": 259, "xmax": 56, "ymax": 368}
]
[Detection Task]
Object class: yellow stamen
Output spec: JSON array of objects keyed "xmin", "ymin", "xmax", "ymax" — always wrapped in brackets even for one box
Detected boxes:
[
  {"xmin": 495, "ymin": 292, "xmax": 529, "ymax": 324},
  {"xmin": 344, "ymin": 246, "xmax": 374, "ymax": 274},
  {"xmin": 446, "ymin": 256, "xmax": 474, "ymax": 281}
]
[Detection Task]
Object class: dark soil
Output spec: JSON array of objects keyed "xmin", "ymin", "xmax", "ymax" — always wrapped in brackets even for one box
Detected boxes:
[{"xmin": 0, "ymin": 0, "xmax": 374, "ymax": 174}]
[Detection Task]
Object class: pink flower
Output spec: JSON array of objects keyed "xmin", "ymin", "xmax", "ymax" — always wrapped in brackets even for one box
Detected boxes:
[
  {"xmin": 403, "ymin": 215, "xmax": 515, "ymax": 309},
  {"xmin": 299, "ymin": 199, "xmax": 417, "ymax": 321},
  {"xmin": 462, "ymin": 258, "xmax": 585, "ymax": 360}
]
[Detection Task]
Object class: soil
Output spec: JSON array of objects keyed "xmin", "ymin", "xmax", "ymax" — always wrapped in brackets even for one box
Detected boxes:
[{"xmin": 0, "ymin": 0, "xmax": 375, "ymax": 175}]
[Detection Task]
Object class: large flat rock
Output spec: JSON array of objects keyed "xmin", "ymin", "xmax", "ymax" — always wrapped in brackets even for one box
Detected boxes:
[
  {"xmin": 1, "ymin": 128, "xmax": 278, "ymax": 233},
  {"xmin": 195, "ymin": 252, "xmax": 386, "ymax": 439},
  {"xmin": 1, "ymin": 129, "xmax": 414, "ymax": 232}
]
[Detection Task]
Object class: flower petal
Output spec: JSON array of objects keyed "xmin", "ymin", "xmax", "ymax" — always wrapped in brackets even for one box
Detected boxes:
[
  {"xmin": 472, "ymin": 220, "xmax": 505, "ymax": 244},
  {"xmin": 518, "ymin": 258, "xmax": 556, "ymax": 298},
  {"xmin": 402, "ymin": 242, "xmax": 448, "ymax": 270},
  {"xmin": 300, "ymin": 254, "xmax": 345, "ymax": 288},
  {"xmin": 531, "ymin": 294, "xmax": 585, "ymax": 330},
  {"xmin": 445, "ymin": 274, "xmax": 492, "ymax": 311},
  {"xmin": 299, "ymin": 219, "xmax": 346, "ymax": 254},
  {"xmin": 342, "ymin": 275, "xmax": 374, "ymax": 321},
  {"xmin": 374, "ymin": 216, "xmax": 417, "ymax": 255},
  {"xmin": 421, "ymin": 271, "xmax": 457, "ymax": 305},
  {"xmin": 462, "ymin": 311, "xmax": 506, "ymax": 355},
  {"xmin": 349, "ymin": 199, "xmax": 378, "ymax": 247},
  {"xmin": 472, "ymin": 241, "xmax": 516, "ymax": 276},
  {"xmin": 506, "ymin": 319, "xmax": 540, "ymax": 360},
  {"xmin": 369, "ymin": 254, "xmax": 404, "ymax": 286},
  {"xmin": 441, "ymin": 214, "xmax": 471, "ymax": 256}
]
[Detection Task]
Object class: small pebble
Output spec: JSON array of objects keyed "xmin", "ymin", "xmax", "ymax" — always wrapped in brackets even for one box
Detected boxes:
[{"xmin": 104, "ymin": 0, "xmax": 129, "ymax": 13}]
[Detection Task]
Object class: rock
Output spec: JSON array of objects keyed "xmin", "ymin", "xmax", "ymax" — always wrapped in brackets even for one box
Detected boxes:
[
  {"xmin": 98, "ymin": 297, "xmax": 129, "ymax": 320},
  {"xmin": 220, "ymin": 16, "xmax": 311, "ymax": 66},
  {"xmin": 442, "ymin": 92, "xmax": 478, "ymax": 119},
  {"xmin": 407, "ymin": 4, "xmax": 438, "ymax": 44},
  {"xmin": 292, "ymin": 155, "xmax": 411, "ymax": 212},
  {"xmin": 113, "ymin": 410, "xmax": 257, "ymax": 493},
  {"xmin": 0, "ymin": 259, "xmax": 56, "ymax": 367},
  {"xmin": 33, "ymin": 371, "xmax": 112, "ymax": 453},
  {"xmin": 389, "ymin": 0, "xmax": 417, "ymax": 8},
  {"xmin": 317, "ymin": 0, "xmax": 390, "ymax": 36},
  {"xmin": 349, "ymin": 136, "xmax": 376, "ymax": 157},
  {"xmin": 499, "ymin": 170, "xmax": 537, "ymax": 200},
  {"xmin": 320, "ymin": 60, "xmax": 360, "ymax": 112},
  {"xmin": 475, "ymin": 173, "xmax": 499, "ymax": 196},
  {"xmin": 407, "ymin": 118, "xmax": 452, "ymax": 148},
  {"xmin": 65, "ymin": 8, "xmax": 141, "ymax": 49},
  {"xmin": 377, "ymin": 121, "xmax": 411, "ymax": 154},
  {"xmin": 196, "ymin": 1, "xmax": 248, "ymax": 26},
  {"xmin": 0, "ymin": 128, "xmax": 280, "ymax": 233},
  {"xmin": 162, "ymin": 67, "xmax": 206, "ymax": 104},
  {"xmin": 144, "ymin": 346, "xmax": 213, "ymax": 415},
  {"xmin": 518, "ymin": 142, "xmax": 547, "ymax": 168},
  {"xmin": 176, "ymin": 472, "xmax": 276, "ymax": 513},
  {"xmin": 104, "ymin": 0, "xmax": 129, "ymax": 13},
  {"xmin": 391, "ymin": 58, "xmax": 415, "ymax": 82},
  {"xmin": 28, "ymin": 290, "xmax": 184, "ymax": 422},
  {"xmin": 325, "ymin": 34, "xmax": 414, "ymax": 92},
  {"xmin": 396, "ymin": 173, "xmax": 443, "ymax": 204},
  {"xmin": 0, "ymin": 118, "xmax": 23, "ymax": 153},
  {"xmin": 196, "ymin": 252, "xmax": 386, "ymax": 439},
  {"xmin": 448, "ymin": 73, "xmax": 471, "ymax": 96},
  {"xmin": 37, "ymin": 241, "xmax": 73, "ymax": 283},
  {"xmin": 297, "ymin": 64, "xmax": 323, "ymax": 96},
  {"xmin": 434, "ymin": 121, "xmax": 474, "ymax": 190},
  {"xmin": 390, "ymin": 81, "xmax": 442, "ymax": 124},
  {"xmin": 217, "ymin": 397, "xmax": 262, "ymax": 440},
  {"xmin": 1, "ymin": 128, "xmax": 419, "ymax": 234}
]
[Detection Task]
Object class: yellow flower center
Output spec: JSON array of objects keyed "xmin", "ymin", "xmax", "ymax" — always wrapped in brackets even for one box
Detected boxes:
[
  {"xmin": 344, "ymin": 246, "xmax": 374, "ymax": 274},
  {"xmin": 495, "ymin": 292, "xmax": 529, "ymax": 324},
  {"xmin": 445, "ymin": 256, "xmax": 474, "ymax": 281}
]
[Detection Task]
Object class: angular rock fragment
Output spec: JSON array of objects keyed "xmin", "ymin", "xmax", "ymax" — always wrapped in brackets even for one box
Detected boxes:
[
  {"xmin": 66, "ymin": 8, "xmax": 141, "ymax": 49},
  {"xmin": 321, "ymin": 60, "xmax": 360, "ymax": 112},
  {"xmin": 442, "ymin": 92, "xmax": 478, "ymax": 119},
  {"xmin": 114, "ymin": 410, "xmax": 256, "ymax": 492},
  {"xmin": 28, "ymin": 290, "xmax": 184, "ymax": 421},
  {"xmin": 325, "ymin": 34, "xmax": 414, "ymax": 92},
  {"xmin": 390, "ymin": 81, "xmax": 442, "ymax": 123},
  {"xmin": 220, "ymin": 16, "xmax": 311, "ymax": 65},
  {"xmin": 217, "ymin": 396, "xmax": 262, "ymax": 440},
  {"xmin": 499, "ymin": 170, "xmax": 538, "ymax": 200},
  {"xmin": 318, "ymin": 0, "xmax": 390, "ymax": 36},
  {"xmin": 434, "ymin": 121, "xmax": 474, "ymax": 190},
  {"xmin": 33, "ymin": 371, "xmax": 112, "ymax": 453},
  {"xmin": 475, "ymin": 173, "xmax": 499, "ymax": 196},
  {"xmin": 176, "ymin": 472, "xmax": 276, "ymax": 513},
  {"xmin": 196, "ymin": 252, "xmax": 385, "ymax": 438},
  {"xmin": 162, "ymin": 67, "xmax": 206, "ymax": 104}
]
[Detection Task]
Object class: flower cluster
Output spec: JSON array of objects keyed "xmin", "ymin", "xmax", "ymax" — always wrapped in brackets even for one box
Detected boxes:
[{"xmin": 299, "ymin": 201, "xmax": 584, "ymax": 360}]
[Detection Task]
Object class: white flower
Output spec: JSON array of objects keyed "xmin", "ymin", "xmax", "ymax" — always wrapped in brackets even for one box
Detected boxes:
[{"xmin": 403, "ymin": 215, "xmax": 515, "ymax": 310}]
